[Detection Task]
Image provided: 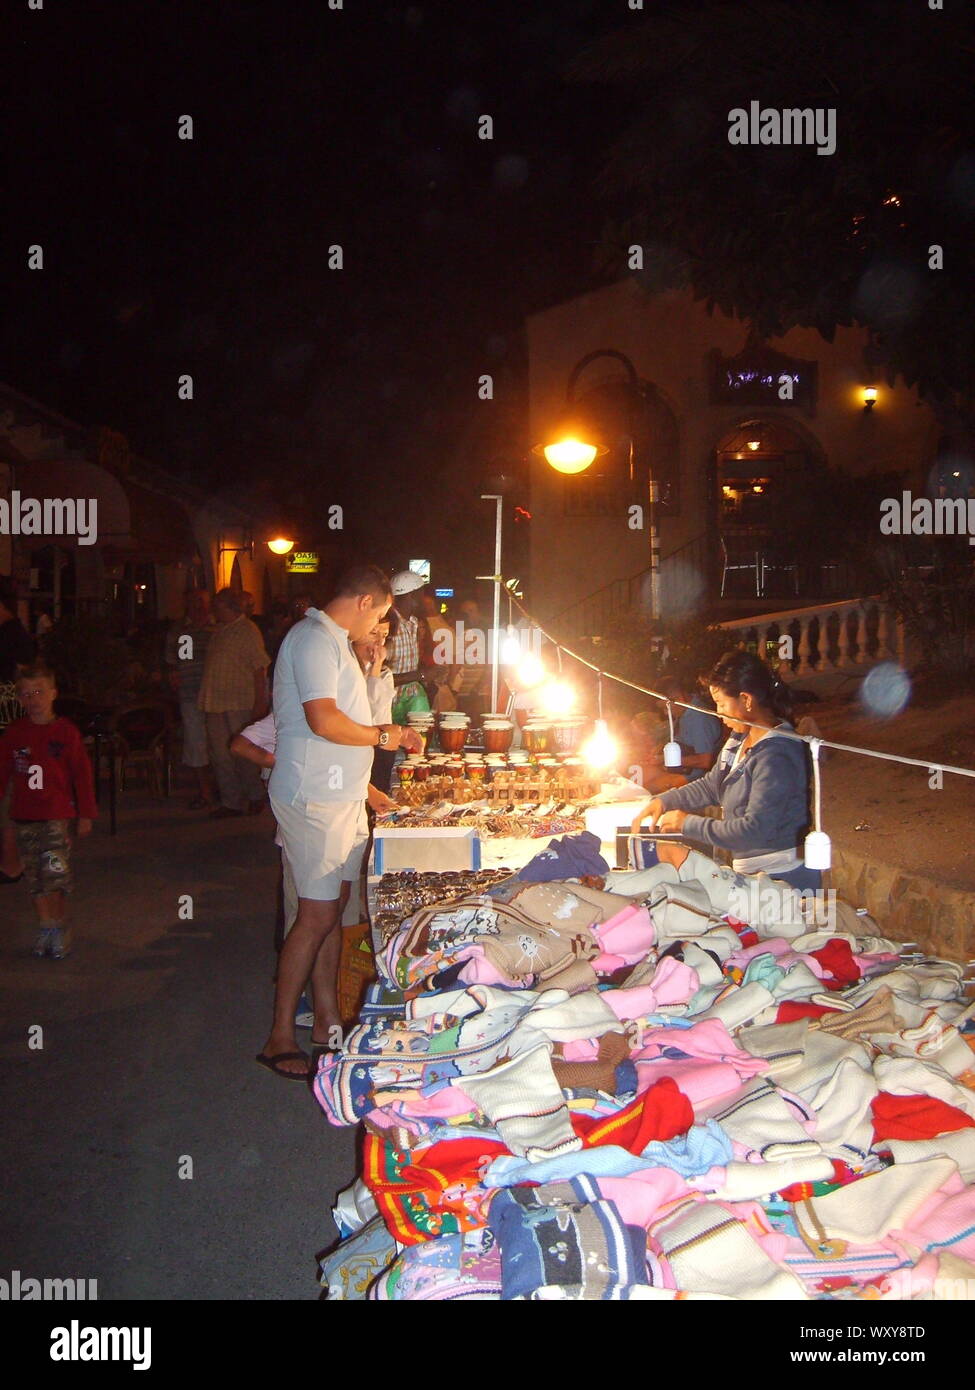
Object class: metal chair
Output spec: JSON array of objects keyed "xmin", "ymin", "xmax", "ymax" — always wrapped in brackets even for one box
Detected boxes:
[
  {"xmin": 719, "ymin": 536, "xmax": 761, "ymax": 597},
  {"xmin": 112, "ymin": 704, "xmax": 172, "ymax": 797},
  {"xmin": 760, "ymin": 552, "xmax": 800, "ymax": 598}
]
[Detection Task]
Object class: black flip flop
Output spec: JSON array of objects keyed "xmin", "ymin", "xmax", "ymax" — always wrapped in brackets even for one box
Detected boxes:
[
  {"xmin": 255, "ymin": 1050, "xmax": 310, "ymax": 1080},
  {"xmin": 309, "ymin": 1037, "xmax": 342, "ymax": 1066}
]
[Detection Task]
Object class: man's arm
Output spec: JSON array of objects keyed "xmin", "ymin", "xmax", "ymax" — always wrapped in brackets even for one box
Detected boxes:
[
  {"xmin": 302, "ymin": 698, "xmax": 398, "ymax": 747},
  {"xmin": 230, "ymin": 733, "xmax": 275, "ymax": 769},
  {"xmin": 367, "ymin": 782, "xmax": 396, "ymax": 814}
]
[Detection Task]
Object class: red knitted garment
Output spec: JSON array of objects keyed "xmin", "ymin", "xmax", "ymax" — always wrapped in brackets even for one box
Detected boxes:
[{"xmin": 871, "ymin": 1091, "xmax": 975, "ymax": 1143}]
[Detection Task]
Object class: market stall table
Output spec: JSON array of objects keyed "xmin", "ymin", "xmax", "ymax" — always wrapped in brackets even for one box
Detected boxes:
[{"xmin": 316, "ymin": 829, "xmax": 975, "ymax": 1301}]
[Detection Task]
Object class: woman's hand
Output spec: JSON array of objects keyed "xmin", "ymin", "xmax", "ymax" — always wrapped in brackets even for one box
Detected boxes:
[
  {"xmin": 657, "ymin": 809, "xmax": 687, "ymax": 833},
  {"xmin": 631, "ymin": 797, "xmax": 665, "ymax": 835}
]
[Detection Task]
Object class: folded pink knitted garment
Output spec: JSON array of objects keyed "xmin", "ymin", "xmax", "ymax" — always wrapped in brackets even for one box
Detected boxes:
[
  {"xmin": 634, "ymin": 1018, "xmax": 769, "ymax": 1074},
  {"xmin": 602, "ymin": 958, "xmax": 701, "ymax": 1020},
  {"xmin": 366, "ymin": 1084, "xmax": 482, "ymax": 1133},
  {"xmin": 594, "ymin": 1171, "xmax": 692, "ymax": 1228},
  {"xmin": 727, "ymin": 938, "xmax": 797, "ymax": 968},
  {"xmin": 456, "ymin": 945, "xmax": 518, "ymax": 988},
  {"xmin": 636, "ymin": 1057, "xmax": 748, "ymax": 1108},
  {"xmin": 593, "ymin": 903, "xmax": 655, "ymax": 966},
  {"xmin": 726, "ymin": 939, "xmax": 827, "ymax": 980},
  {"xmin": 893, "ymin": 1170, "xmax": 975, "ymax": 1263}
]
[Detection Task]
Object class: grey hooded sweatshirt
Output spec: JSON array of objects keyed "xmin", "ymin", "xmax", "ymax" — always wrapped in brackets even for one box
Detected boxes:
[{"xmin": 656, "ymin": 724, "xmax": 810, "ymax": 875}]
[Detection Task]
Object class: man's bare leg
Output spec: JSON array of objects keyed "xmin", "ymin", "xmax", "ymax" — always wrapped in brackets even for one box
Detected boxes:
[
  {"xmin": 260, "ymin": 896, "xmax": 341, "ymax": 1076},
  {"xmin": 309, "ymin": 880, "xmax": 350, "ymax": 1046}
]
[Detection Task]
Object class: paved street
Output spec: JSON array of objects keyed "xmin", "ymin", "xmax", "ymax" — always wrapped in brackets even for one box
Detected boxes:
[{"xmin": 0, "ymin": 793, "xmax": 357, "ymax": 1300}]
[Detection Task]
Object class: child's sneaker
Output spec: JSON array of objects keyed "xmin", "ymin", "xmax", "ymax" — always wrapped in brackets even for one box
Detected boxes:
[
  {"xmin": 31, "ymin": 928, "xmax": 54, "ymax": 958},
  {"xmin": 294, "ymin": 993, "xmax": 315, "ymax": 1029},
  {"xmin": 48, "ymin": 928, "xmax": 72, "ymax": 960}
]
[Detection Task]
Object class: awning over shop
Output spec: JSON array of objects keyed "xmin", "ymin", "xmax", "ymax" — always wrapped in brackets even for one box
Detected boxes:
[
  {"xmin": 7, "ymin": 459, "xmax": 197, "ymax": 562},
  {"xmin": 7, "ymin": 458, "xmax": 130, "ymax": 548},
  {"xmin": 117, "ymin": 479, "xmax": 198, "ymax": 564}
]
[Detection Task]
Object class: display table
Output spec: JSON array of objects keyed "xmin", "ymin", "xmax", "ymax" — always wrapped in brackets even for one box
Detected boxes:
[{"xmin": 315, "ymin": 818, "xmax": 975, "ymax": 1303}]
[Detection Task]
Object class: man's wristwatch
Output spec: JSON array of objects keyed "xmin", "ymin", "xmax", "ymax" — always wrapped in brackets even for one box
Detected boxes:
[{"xmin": 376, "ymin": 726, "xmax": 390, "ymax": 747}]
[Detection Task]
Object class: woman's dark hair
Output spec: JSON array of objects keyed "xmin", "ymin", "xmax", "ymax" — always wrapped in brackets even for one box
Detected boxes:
[{"xmin": 708, "ymin": 649, "xmax": 793, "ymax": 722}]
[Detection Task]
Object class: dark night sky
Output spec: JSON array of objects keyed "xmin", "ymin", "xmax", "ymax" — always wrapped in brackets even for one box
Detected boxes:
[{"xmin": 4, "ymin": 0, "xmax": 629, "ymax": 586}]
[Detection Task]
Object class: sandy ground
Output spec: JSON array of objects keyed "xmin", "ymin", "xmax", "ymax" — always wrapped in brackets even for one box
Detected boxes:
[{"xmin": 806, "ymin": 683, "xmax": 975, "ymax": 894}]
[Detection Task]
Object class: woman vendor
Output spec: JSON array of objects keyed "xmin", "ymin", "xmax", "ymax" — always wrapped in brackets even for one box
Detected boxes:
[{"xmin": 630, "ymin": 650, "xmax": 820, "ymax": 891}]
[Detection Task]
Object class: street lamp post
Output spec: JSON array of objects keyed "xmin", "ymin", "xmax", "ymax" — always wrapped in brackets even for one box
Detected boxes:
[
  {"xmin": 537, "ymin": 348, "xmax": 661, "ymax": 622},
  {"xmin": 478, "ymin": 493, "xmax": 503, "ymax": 713}
]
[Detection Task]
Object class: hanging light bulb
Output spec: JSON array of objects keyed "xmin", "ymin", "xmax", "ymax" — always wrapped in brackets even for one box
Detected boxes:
[
  {"xmin": 539, "ymin": 680, "xmax": 577, "ymax": 717},
  {"xmin": 663, "ymin": 700, "xmax": 682, "ymax": 767},
  {"xmin": 500, "ymin": 626, "xmax": 522, "ymax": 666},
  {"xmin": 516, "ymin": 652, "xmax": 545, "ymax": 688},
  {"xmin": 804, "ymin": 739, "xmax": 831, "ymax": 869},
  {"xmin": 581, "ymin": 718, "xmax": 618, "ymax": 770}
]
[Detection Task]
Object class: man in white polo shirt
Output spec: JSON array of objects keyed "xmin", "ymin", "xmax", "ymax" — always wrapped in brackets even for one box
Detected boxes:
[{"xmin": 256, "ymin": 564, "xmax": 421, "ymax": 1081}]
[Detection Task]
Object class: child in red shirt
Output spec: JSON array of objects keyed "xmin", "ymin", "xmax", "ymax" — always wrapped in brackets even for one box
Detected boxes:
[{"xmin": 0, "ymin": 665, "xmax": 96, "ymax": 959}]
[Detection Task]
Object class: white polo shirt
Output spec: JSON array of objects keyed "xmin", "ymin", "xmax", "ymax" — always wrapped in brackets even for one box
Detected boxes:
[{"xmin": 269, "ymin": 607, "xmax": 373, "ymax": 807}]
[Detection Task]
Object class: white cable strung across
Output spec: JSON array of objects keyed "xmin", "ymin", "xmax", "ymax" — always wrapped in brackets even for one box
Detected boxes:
[{"xmin": 507, "ymin": 580, "xmax": 975, "ymax": 782}]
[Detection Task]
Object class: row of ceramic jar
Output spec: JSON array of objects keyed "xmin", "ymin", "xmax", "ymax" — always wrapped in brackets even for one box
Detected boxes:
[
  {"xmin": 404, "ymin": 709, "xmax": 589, "ymax": 756},
  {"xmin": 398, "ymin": 752, "xmax": 587, "ymax": 785}
]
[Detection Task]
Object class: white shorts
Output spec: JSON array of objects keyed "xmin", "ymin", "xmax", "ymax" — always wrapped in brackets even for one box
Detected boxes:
[{"xmin": 270, "ymin": 796, "xmax": 368, "ymax": 902}]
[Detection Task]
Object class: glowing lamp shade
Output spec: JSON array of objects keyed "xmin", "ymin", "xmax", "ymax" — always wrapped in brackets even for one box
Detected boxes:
[
  {"xmin": 581, "ymin": 718, "xmax": 618, "ymax": 770},
  {"xmin": 500, "ymin": 628, "xmax": 523, "ymax": 666},
  {"xmin": 746, "ymin": 440, "xmax": 761, "ymax": 452},
  {"xmin": 804, "ymin": 830, "xmax": 832, "ymax": 871},
  {"xmin": 539, "ymin": 679, "xmax": 577, "ymax": 717},
  {"xmin": 862, "ymin": 387, "xmax": 878, "ymax": 411},
  {"xmin": 663, "ymin": 741, "xmax": 682, "ymax": 768},
  {"xmin": 516, "ymin": 653, "xmax": 545, "ymax": 688},
  {"xmin": 267, "ymin": 537, "xmax": 294, "ymax": 555},
  {"xmin": 543, "ymin": 438, "xmax": 600, "ymax": 474}
]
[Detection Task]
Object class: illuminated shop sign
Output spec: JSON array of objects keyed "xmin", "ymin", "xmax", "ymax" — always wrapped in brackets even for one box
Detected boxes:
[
  {"xmin": 286, "ymin": 551, "xmax": 320, "ymax": 573},
  {"xmin": 709, "ymin": 348, "xmax": 817, "ymax": 410}
]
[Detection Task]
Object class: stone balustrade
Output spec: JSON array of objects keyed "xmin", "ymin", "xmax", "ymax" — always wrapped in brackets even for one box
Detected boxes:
[{"xmin": 717, "ymin": 596, "xmax": 905, "ymax": 677}]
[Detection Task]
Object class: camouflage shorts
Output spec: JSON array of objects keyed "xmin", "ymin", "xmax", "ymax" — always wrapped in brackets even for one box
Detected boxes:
[{"xmin": 14, "ymin": 819, "xmax": 73, "ymax": 896}]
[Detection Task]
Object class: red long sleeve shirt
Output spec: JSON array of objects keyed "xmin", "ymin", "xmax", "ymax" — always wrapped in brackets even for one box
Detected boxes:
[{"xmin": 0, "ymin": 717, "xmax": 98, "ymax": 821}]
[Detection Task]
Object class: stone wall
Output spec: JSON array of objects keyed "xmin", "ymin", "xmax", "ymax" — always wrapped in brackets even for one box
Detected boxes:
[{"xmin": 831, "ymin": 843, "xmax": 975, "ymax": 963}]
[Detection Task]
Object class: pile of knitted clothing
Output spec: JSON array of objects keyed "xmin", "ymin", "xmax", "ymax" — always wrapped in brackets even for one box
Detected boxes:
[{"xmin": 315, "ymin": 849, "xmax": 975, "ymax": 1301}]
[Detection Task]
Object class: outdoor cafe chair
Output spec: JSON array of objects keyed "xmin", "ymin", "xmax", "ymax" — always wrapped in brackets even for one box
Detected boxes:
[
  {"xmin": 719, "ymin": 535, "xmax": 761, "ymax": 597},
  {"xmin": 112, "ymin": 703, "xmax": 172, "ymax": 798}
]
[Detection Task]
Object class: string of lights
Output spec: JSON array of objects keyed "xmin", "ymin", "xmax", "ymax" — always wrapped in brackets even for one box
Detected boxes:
[{"xmin": 500, "ymin": 580, "xmax": 975, "ymax": 784}]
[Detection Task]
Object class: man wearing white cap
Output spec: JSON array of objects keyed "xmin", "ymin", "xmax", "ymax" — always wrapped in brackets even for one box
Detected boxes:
[
  {"xmin": 388, "ymin": 569, "xmax": 430, "ymax": 724},
  {"xmin": 256, "ymin": 564, "xmax": 422, "ymax": 1081}
]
